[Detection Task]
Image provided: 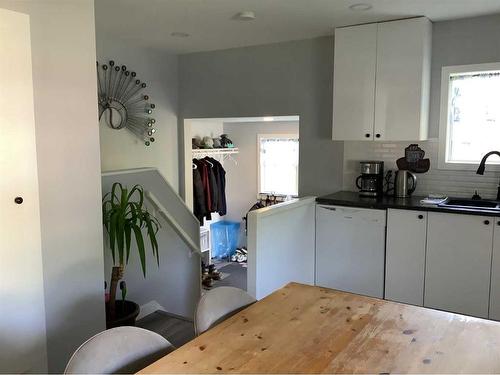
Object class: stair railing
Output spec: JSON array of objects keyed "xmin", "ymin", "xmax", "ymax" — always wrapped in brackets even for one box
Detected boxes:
[{"xmin": 145, "ymin": 190, "xmax": 201, "ymax": 257}]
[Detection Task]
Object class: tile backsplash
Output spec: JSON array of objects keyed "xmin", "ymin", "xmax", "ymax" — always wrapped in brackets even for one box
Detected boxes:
[{"xmin": 343, "ymin": 139, "xmax": 500, "ymax": 199}]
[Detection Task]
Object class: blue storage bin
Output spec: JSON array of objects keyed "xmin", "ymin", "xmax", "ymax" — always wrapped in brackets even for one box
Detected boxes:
[{"xmin": 210, "ymin": 221, "xmax": 240, "ymax": 259}]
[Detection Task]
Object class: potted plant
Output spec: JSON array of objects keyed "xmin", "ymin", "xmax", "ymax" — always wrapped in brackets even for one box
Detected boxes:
[{"xmin": 102, "ymin": 182, "xmax": 160, "ymax": 328}]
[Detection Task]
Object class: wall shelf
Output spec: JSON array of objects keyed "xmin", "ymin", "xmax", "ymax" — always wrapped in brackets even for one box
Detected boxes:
[{"xmin": 192, "ymin": 148, "xmax": 239, "ymax": 157}]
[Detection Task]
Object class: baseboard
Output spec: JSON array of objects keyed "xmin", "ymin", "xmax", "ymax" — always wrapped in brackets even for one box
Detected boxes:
[
  {"xmin": 138, "ymin": 301, "xmax": 167, "ymax": 320},
  {"xmin": 138, "ymin": 300, "xmax": 194, "ymax": 322},
  {"xmin": 154, "ymin": 309, "xmax": 194, "ymax": 323}
]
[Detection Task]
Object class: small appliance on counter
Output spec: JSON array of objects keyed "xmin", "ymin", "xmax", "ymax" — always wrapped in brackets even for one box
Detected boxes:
[
  {"xmin": 356, "ymin": 161, "xmax": 384, "ymax": 197},
  {"xmin": 394, "ymin": 170, "xmax": 417, "ymax": 198}
]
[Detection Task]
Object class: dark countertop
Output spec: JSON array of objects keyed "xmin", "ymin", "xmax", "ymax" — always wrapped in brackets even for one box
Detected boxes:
[{"xmin": 316, "ymin": 191, "xmax": 500, "ymax": 218}]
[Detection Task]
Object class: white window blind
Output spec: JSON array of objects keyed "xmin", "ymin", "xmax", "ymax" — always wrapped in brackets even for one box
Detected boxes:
[
  {"xmin": 258, "ymin": 135, "xmax": 299, "ymax": 196},
  {"xmin": 443, "ymin": 67, "xmax": 500, "ymax": 166}
]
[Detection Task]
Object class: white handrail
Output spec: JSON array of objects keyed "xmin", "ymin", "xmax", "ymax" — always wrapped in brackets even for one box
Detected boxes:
[{"xmin": 145, "ymin": 191, "xmax": 201, "ymax": 257}]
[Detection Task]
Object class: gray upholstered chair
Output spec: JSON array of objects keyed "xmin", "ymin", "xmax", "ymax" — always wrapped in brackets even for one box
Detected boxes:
[
  {"xmin": 64, "ymin": 326, "xmax": 174, "ymax": 374},
  {"xmin": 195, "ymin": 286, "xmax": 256, "ymax": 335}
]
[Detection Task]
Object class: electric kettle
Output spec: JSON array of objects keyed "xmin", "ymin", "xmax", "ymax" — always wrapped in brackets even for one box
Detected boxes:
[{"xmin": 394, "ymin": 170, "xmax": 417, "ymax": 198}]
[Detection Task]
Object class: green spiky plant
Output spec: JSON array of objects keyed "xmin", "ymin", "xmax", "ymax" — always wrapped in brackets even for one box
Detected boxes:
[{"xmin": 102, "ymin": 182, "xmax": 160, "ymax": 320}]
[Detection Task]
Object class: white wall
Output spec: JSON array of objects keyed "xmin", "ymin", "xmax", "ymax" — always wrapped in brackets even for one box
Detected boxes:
[
  {"xmin": 247, "ymin": 198, "xmax": 316, "ymax": 299},
  {"xmin": 223, "ymin": 120, "xmax": 299, "ymax": 245},
  {"xmin": 0, "ymin": 0, "xmax": 106, "ymax": 372},
  {"xmin": 343, "ymin": 140, "xmax": 500, "ymax": 199},
  {"xmin": 95, "ymin": 26, "xmax": 179, "ymax": 189},
  {"xmin": 191, "ymin": 119, "xmax": 223, "ymax": 140}
]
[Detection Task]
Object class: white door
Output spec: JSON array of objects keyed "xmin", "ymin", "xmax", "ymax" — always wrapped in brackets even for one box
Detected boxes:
[
  {"xmin": 332, "ymin": 24, "xmax": 377, "ymax": 141},
  {"xmin": 374, "ymin": 17, "xmax": 431, "ymax": 141},
  {"xmin": 385, "ymin": 209, "xmax": 427, "ymax": 306},
  {"xmin": 489, "ymin": 220, "xmax": 500, "ymax": 320},
  {"xmin": 425, "ymin": 212, "xmax": 493, "ymax": 318},
  {"xmin": 0, "ymin": 9, "xmax": 47, "ymax": 373},
  {"xmin": 315, "ymin": 205, "xmax": 386, "ymax": 298}
]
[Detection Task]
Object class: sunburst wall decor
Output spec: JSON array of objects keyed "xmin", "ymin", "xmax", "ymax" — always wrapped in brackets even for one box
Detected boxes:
[{"xmin": 97, "ymin": 60, "xmax": 156, "ymax": 147}]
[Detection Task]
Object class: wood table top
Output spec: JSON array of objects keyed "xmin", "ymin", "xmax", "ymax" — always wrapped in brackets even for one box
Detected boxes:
[{"xmin": 139, "ymin": 282, "xmax": 500, "ymax": 374}]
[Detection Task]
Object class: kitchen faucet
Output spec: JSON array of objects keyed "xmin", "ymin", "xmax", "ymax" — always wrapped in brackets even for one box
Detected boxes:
[{"xmin": 476, "ymin": 151, "xmax": 500, "ymax": 200}]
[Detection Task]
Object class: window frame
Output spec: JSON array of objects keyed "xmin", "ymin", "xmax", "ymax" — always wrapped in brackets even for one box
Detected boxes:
[
  {"xmin": 438, "ymin": 62, "xmax": 500, "ymax": 171},
  {"xmin": 257, "ymin": 133, "xmax": 299, "ymax": 198}
]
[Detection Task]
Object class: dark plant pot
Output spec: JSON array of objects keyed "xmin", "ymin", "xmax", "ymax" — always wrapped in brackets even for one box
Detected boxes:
[{"xmin": 106, "ymin": 300, "xmax": 140, "ymax": 329}]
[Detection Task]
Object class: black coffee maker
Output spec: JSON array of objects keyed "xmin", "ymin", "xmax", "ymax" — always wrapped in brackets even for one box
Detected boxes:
[{"xmin": 356, "ymin": 161, "xmax": 384, "ymax": 197}]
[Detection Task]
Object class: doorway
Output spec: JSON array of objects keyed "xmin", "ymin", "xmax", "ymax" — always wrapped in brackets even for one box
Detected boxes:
[{"xmin": 183, "ymin": 116, "xmax": 300, "ymax": 290}]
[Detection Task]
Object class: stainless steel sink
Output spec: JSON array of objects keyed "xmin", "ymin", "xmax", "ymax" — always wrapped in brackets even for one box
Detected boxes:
[{"xmin": 439, "ymin": 198, "xmax": 500, "ymax": 210}]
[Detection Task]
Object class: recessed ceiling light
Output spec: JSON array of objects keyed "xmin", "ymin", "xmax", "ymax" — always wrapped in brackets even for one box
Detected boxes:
[
  {"xmin": 349, "ymin": 3, "xmax": 373, "ymax": 11},
  {"xmin": 232, "ymin": 11, "xmax": 256, "ymax": 21},
  {"xmin": 171, "ymin": 31, "xmax": 190, "ymax": 38}
]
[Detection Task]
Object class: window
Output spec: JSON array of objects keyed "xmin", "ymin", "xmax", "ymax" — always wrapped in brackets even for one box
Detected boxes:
[
  {"xmin": 258, "ymin": 134, "xmax": 299, "ymax": 196},
  {"xmin": 439, "ymin": 63, "xmax": 500, "ymax": 170}
]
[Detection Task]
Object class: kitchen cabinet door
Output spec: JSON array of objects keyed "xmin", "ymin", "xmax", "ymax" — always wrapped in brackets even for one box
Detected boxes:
[
  {"xmin": 374, "ymin": 17, "xmax": 431, "ymax": 141},
  {"xmin": 425, "ymin": 212, "xmax": 493, "ymax": 318},
  {"xmin": 315, "ymin": 205, "xmax": 386, "ymax": 298},
  {"xmin": 385, "ymin": 209, "xmax": 427, "ymax": 306},
  {"xmin": 489, "ymin": 221, "xmax": 500, "ymax": 320},
  {"xmin": 332, "ymin": 23, "xmax": 377, "ymax": 141}
]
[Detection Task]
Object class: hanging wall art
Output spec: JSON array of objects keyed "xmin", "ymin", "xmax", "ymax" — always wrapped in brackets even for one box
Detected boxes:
[{"xmin": 96, "ymin": 60, "xmax": 156, "ymax": 147}]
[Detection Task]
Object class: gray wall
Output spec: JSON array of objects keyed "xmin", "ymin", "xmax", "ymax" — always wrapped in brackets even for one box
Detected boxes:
[
  {"xmin": 430, "ymin": 14, "xmax": 500, "ymax": 138},
  {"xmin": 223, "ymin": 121, "xmax": 299, "ymax": 246},
  {"xmin": 95, "ymin": 30, "xmax": 180, "ymax": 189},
  {"xmin": 0, "ymin": 0, "xmax": 106, "ymax": 372},
  {"xmin": 179, "ymin": 14, "xmax": 500, "ymax": 197},
  {"xmin": 102, "ymin": 170, "xmax": 200, "ymax": 320},
  {"xmin": 179, "ymin": 37, "xmax": 344, "ymax": 197}
]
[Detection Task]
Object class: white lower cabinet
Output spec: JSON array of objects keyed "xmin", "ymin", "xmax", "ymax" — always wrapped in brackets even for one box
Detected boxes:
[
  {"xmin": 424, "ymin": 212, "xmax": 493, "ymax": 318},
  {"xmin": 489, "ymin": 221, "xmax": 500, "ymax": 320},
  {"xmin": 315, "ymin": 205, "xmax": 386, "ymax": 298},
  {"xmin": 385, "ymin": 209, "xmax": 427, "ymax": 306},
  {"xmin": 315, "ymin": 204, "xmax": 500, "ymax": 320}
]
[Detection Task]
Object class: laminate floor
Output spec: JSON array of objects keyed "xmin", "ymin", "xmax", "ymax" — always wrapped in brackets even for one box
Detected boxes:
[
  {"xmin": 213, "ymin": 262, "xmax": 247, "ymax": 290},
  {"xmin": 136, "ymin": 310, "xmax": 195, "ymax": 348}
]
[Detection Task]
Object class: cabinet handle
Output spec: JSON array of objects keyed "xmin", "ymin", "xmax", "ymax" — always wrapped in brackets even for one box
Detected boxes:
[
  {"xmin": 418, "ymin": 214, "xmax": 424, "ymax": 219},
  {"xmin": 497, "ymin": 221, "xmax": 500, "ymax": 226},
  {"xmin": 375, "ymin": 133, "xmax": 381, "ymax": 138},
  {"xmin": 14, "ymin": 197, "xmax": 23, "ymax": 204},
  {"xmin": 484, "ymin": 220, "xmax": 490, "ymax": 225},
  {"xmin": 365, "ymin": 133, "xmax": 370, "ymax": 138}
]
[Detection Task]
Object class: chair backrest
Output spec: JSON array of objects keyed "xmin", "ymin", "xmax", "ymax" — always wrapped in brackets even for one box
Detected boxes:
[
  {"xmin": 64, "ymin": 326, "xmax": 174, "ymax": 374},
  {"xmin": 195, "ymin": 286, "xmax": 256, "ymax": 335}
]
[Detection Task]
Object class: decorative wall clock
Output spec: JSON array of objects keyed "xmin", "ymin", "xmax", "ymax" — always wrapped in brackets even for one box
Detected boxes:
[{"xmin": 96, "ymin": 60, "xmax": 156, "ymax": 146}]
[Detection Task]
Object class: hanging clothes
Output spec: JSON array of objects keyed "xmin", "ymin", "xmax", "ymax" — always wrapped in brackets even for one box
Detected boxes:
[
  {"xmin": 193, "ymin": 159, "xmax": 212, "ymax": 222},
  {"xmin": 192, "ymin": 163, "xmax": 206, "ymax": 223},
  {"xmin": 204, "ymin": 158, "xmax": 218, "ymax": 212},
  {"xmin": 206, "ymin": 157, "xmax": 227, "ymax": 216},
  {"xmin": 192, "ymin": 156, "xmax": 228, "ymax": 225}
]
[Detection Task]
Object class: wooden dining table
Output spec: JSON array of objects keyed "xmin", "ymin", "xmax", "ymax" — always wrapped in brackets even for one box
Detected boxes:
[{"xmin": 139, "ymin": 282, "xmax": 500, "ymax": 373}]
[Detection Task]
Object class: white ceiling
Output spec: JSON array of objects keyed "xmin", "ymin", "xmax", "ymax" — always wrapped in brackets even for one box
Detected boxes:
[{"xmin": 95, "ymin": 0, "xmax": 500, "ymax": 54}]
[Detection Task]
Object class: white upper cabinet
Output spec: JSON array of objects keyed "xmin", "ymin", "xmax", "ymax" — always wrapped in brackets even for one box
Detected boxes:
[
  {"xmin": 332, "ymin": 17, "xmax": 432, "ymax": 141},
  {"xmin": 332, "ymin": 24, "xmax": 377, "ymax": 141},
  {"xmin": 374, "ymin": 18, "xmax": 432, "ymax": 141}
]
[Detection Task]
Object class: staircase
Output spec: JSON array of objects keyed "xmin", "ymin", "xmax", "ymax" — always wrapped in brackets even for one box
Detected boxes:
[{"xmin": 101, "ymin": 168, "xmax": 201, "ymax": 320}]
